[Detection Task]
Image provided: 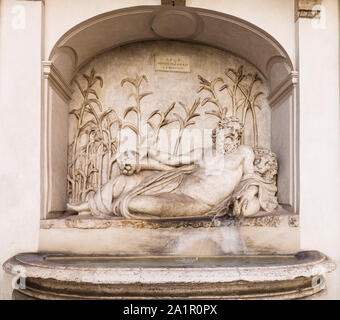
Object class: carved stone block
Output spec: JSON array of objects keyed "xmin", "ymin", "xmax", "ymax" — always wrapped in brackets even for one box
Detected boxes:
[{"xmin": 296, "ymin": 0, "xmax": 323, "ymax": 19}]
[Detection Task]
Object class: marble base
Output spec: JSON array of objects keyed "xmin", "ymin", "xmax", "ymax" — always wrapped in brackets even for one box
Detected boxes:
[
  {"xmin": 39, "ymin": 213, "xmax": 299, "ymax": 255},
  {"xmin": 3, "ymin": 251, "xmax": 336, "ymax": 300}
]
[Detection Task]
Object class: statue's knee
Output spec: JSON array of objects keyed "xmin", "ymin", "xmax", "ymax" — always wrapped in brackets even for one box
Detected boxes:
[
  {"xmin": 128, "ymin": 196, "xmax": 165, "ymax": 215},
  {"xmin": 128, "ymin": 196, "xmax": 153, "ymax": 213}
]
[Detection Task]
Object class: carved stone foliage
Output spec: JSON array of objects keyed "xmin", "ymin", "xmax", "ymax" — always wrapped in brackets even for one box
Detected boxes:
[
  {"xmin": 197, "ymin": 66, "xmax": 264, "ymax": 147},
  {"xmin": 68, "ymin": 68, "xmax": 119, "ymax": 203}
]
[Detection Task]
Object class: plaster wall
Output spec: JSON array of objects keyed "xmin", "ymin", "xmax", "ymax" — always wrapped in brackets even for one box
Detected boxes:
[
  {"xmin": 297, "ymin": 0, "xmax": 340, "ymax": 260},
  {"xmin": 0, "ymin": 0, "xmax": 42, "ymax": 298}
]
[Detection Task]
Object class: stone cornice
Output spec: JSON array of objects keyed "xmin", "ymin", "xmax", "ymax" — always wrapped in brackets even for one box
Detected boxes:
[
  {"xmin": 268, "ymin": 71, "xmax": 299, "ymax": 107},
  {"xmin": 296, "ymin": 0, "xmax": 323, "ymax": 19},
  {"xmin": 42, "ymin": 61, "xmax": 73, "ymax": 102}
]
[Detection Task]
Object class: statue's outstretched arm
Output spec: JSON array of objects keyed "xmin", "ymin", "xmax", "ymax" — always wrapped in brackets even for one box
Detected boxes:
[
  {"xmin": 147, "ymin": 147, "xmax": 202, "ymax": 166},
  {"xmin": 139, "ymin": 157, "xmax": 179, "ymax": 171}
]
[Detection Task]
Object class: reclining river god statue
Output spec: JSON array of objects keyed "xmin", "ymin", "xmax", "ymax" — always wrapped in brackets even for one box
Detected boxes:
[{"xmin": 68, "ymin": 116, "xmax": 278, "ymax": 219}]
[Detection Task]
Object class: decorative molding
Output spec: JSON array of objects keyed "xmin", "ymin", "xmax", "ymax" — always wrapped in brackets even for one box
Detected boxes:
[
  {"xmin": 268, "ymin": 71, "xmax": 299, "ymax": 215},
  {"xmin": 296, "ymin": 0, "xmax": 322, "ymax": 19},
  {"xmin": 50, "ymin": 8, "xmax": 155, "ymax": 54},
  {"xmin": 41, "ymin": 69, "xmax": 50, "ymax": 220},
  {"xmin": 48, "ymin": 5, "xmax": 293, "ymax": 82},
  {"xmin": 53, "ymin": 46, "xmax": 78, "ymax": 71},
  {"xmin": 196, "ymin": 11, "xmax": 291, "ymax": 67},
  {"xmin": 41, "ymin": 61, "xmax": 73, "ymax": 219},
  {"xmin": 42, "ymin": 61, "xmax": 73, "ymax": 102},
  {"xmin": 236, "ymin": 216, "xmax": 282, "ymax": 228},
  {"xmin": 4, "ymin": 251, "xmax": 335, "ymax": 300},
  {"xmin": 40, "ymin": 214, "xmax": 299, "ymax": 230},
  {"xmin": 268, "ymin": 71, "xmax": 299, "ymax": 108}
]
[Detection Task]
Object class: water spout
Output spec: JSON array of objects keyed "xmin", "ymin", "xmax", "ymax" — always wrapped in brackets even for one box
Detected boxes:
[{"xmin": 173, "ymin": 217, "xmax": 247, "ymax": 257}]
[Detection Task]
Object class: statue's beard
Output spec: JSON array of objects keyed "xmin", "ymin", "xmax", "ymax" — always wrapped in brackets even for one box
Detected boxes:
[{"xmin": 216, "ymin": 135, "xmax": 240, "ymax": 154}]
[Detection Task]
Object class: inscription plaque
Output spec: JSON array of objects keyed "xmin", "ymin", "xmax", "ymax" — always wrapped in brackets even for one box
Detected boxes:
[{"xmin": 155, "ymin": 55, "xmax": 190, "ymax": 73}]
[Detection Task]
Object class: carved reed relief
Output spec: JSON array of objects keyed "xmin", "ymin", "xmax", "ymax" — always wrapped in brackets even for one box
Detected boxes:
[
  {"xmin": 120, "ymin": 74, "xmax": 153, "ymax": 150},
  {"xmin": 68, "ymin": 68, "xmax": 118, "ymax": 203},
  {"xmin": 68, "ymin": 66, "xmax": 266, "ymax": 205},
  {"xmin": 197, "ymin": 66, "xmax": 264, "ymax": 147},
  {"xmin": 67, "ymin": 68, "xmax": 133, "ymax": 203}
]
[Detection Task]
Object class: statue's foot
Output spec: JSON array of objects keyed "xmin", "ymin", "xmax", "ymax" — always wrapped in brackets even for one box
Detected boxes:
[{"xmin": 67, "ymin": 202, "xmax": 91, "ymax": 215}]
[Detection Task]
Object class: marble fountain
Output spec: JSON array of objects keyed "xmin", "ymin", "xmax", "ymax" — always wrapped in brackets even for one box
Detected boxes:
[
  {"xmin": 3, "ymin": 40, "xmax": 335, "ymax": 299},
  {"xmin": 4, "ymin": 250, "xmax": 334, "ymax": 299}
]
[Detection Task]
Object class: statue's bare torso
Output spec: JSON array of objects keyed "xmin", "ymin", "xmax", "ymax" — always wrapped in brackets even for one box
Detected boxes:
[{"xmin": 179, "ymin": 149, "xmax": 245, "ymax": 205}]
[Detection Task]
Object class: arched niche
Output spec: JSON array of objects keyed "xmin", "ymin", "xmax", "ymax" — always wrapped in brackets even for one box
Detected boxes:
[{"xmin": 42, "ymin": 5, "xmax": 298, "ymax": 218}]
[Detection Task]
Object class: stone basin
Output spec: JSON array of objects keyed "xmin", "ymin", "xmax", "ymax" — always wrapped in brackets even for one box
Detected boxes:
[{"xmin": 3, "ymin": 251, "xmax": 336, "ymax": 300}]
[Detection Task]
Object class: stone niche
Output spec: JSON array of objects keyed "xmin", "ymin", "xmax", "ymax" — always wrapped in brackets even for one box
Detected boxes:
[{"xmin": 40, "ymin": 39, "xmax": 299, "ymax": 256}]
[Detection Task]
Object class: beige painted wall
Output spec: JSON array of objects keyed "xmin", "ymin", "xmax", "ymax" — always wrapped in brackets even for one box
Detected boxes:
[
  {"xmin": 0, "ymin": 0, "xmax": 42, "ymax": 298},
  {"xmin": 297, "ymin": 0, "xmax": 340, "ymax": 260}
]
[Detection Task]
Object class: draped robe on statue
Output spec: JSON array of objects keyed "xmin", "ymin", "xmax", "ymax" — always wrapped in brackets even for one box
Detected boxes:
[{"xmin": 87, "ymin": 162, "xmax": 277, "ymax": 219}]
